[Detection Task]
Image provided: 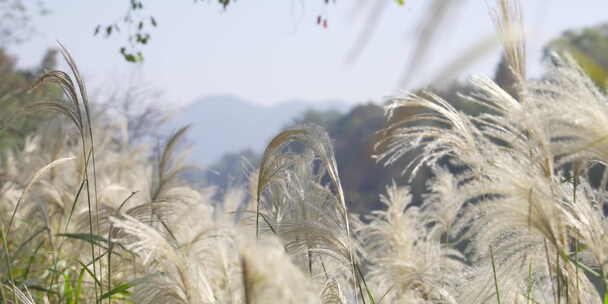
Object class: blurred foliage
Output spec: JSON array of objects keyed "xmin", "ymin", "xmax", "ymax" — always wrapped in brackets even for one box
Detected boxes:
[
  {"xmin": 283, "ymin": 104, "xmax": 417, "ymax": 214},
  {"xmin": 329, "ymin": 104, "xmax": 403, "ymax": 214},
  {"xmin": 0, "ymin": 48, "xmax": 62, "ymax": 156},
  {"xmin": 0, "ymin": 0, "xmax": 47, "ymax": 46},
  {"xmin": 96, "ymin": 0, "xmax": 340, "ymax": 63},
  {"xmin": 546, "ymin": 23, "xmax": 608, "ymax": 90},
  {"xmin": 95, "ymin": 83, "xmax": 170, "ymax": 144},
  {"xmin": 203, "ymin": 148, "xmax": 258, "ymax": 198},
  {"xmin": 0, "ymin": 47, "xmax": 169, "ymax": 161}
]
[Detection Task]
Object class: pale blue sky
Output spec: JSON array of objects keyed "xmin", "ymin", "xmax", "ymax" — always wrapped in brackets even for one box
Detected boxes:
[{"xmin": 8, "ymin": 1, "xmax": 608, "ymax": 107}]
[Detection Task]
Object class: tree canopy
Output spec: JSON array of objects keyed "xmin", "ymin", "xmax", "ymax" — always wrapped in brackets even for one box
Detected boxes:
[
  {"xmin": 0, "ymin": 48, "xmax": 61, "ymax": 154},
  {"xmin": 546, "ymin": 23, "xmax": 608, "ymax": 89}
]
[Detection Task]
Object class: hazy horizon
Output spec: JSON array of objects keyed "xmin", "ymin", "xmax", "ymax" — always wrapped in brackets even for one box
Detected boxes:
[{"xmin": 7, "ymin": 1, "xmax": 608, "ymax": 108}]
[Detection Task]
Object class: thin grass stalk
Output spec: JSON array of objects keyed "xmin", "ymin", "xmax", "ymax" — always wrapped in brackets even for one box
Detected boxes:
[
  {"xmin": 490, "ymin": 245, "xmax": 501, "ymax": 304},
  {"xmin": 527, "ymin": 258, "xmax": 533, "ymax": 304},
  {"xmin": 320, "ymin": 257, "xmax": 329, "ymax": 281},
  {"xmin": 602, "ymin": 271, "xmax": 608, "ymax": 304},
  {"xmin": 47, "ymin": 263, "xmax": 60, "ymax": 300},
  {"xmin": 556, "ymin": 250, "xmax": 561, "ymax": 304},
  {"xmin": 307, "ymin": 248, "xmax": 313, "ymax": 276},
  {"xmin": 63, "ymin": 179, "xmax": 86, "ymax": 233},
  {"xmin": 377, "ymin": 286, "xmax": 394, "ymax": 304},
  {"xmin": 355, "ymin": 262, "xmax": 376, "ymax": 304},
  {"xmin": 68, "ymin": 50, "xmax": 102, "ymax": 304},
  {"xmin": 572, "ymin": 172, "xmax": 580, "ymax": 304},
  {"xmin": 81, "ymin": 91, "xmax": 101, "ymax": 304},
  {"xmin": 83, "ymin": 178, "xmax": 98, "ymax": 303},
  {"xmin": 106, "ymin": 191, "xmax": 136, "ymax": 304},
  {"xmin": 21, "ymin": 240, "xmax": 45, "ymax": 282},
  {"xmin": 544, "ymin": 239, "xmax": 557, "ymax": 303},
  {"xmin": 241, "ymin": 257, "xmax": 251, "ymax": 304},
  {"xmin": 0, "ymin": 227, "xmax": 14, "ymax": 285},
  {"xmin": 12, "ymin": 228, "xmax": 46, "ymax": 259},
  {"xmin": 566, "ymin": 255, "xmax": 600, "ymax": 277},
  {"xmin": 0, "ymin": 282, "xmax": 6, "ymax": 304},
  {"xmin": 35, "ymin": 44, "xmax": 102, "ymax": 303}
]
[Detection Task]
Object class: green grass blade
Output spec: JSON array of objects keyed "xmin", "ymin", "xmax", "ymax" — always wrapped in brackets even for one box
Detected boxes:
[
  {"xmin": 73, "ymin": 259, "xmax": 102, "ymax": 289},
  {"xmin": 355, "ymin": 262, "xmax": 375, "ymax": 304},
  {"xmin": 64, "ymin": 272, "xmax": 73, "ymax": 304},
  {"xmin": 56, "ymin": 233, "xmax": 109, "ymax": 249},
  {"xmin": 63, "ymin": 179, "xmax": 86, "ymax": 233},
  {"xmin": 0, "ymin": 227, "xmax": 14, "ymax": 284},
  {"xmin": 21, "ymin": 240, "xmax": 45, "ymax": 282},
  {"xmin": 74, "ymin": 268, "xmax": 86, "ymax": 304},
  {"xmin": 98, "ymin": 283, "xmax": 131, "ymax": 301}
]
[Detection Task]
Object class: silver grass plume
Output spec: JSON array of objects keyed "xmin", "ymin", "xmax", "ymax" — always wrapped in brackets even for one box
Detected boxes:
[
  {"xmin": 1, "ymin": 284, "xmax": 36, "ymax": 304},
  {"xmin": 256, "ymin": 125, "xmax": 362, "ymax": 300},
  {"xmin": 240, "ymin": 237, "xmax": 319, "ymax": 304},
  {"xmin": 490, "ymin": 0, "xmax": 526, "ymax": 99},
  {"xmin": 110, "ymin": 213, "xmax": 218, "ymax": 304},
  {"xmin": 359, "ymin": 183, "xmax": 464, "ymax": 303},
  {"xmin": 375, "ymin": 0, "xmax": 608, "ymax": 302}
]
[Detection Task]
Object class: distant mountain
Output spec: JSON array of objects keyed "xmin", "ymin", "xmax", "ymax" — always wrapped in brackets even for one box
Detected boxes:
[{"xmin": 168, "ymin": 95, "xmax": 350, "ymax": 165}]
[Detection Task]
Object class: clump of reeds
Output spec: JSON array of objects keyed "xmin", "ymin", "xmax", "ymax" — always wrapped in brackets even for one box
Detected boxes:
[{"xmin": 4, "ymin": 0, "xmax": 608, "ymax": 303}]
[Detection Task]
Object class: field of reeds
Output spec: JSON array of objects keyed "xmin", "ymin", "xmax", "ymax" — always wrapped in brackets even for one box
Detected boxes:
[{"xmin": 3, "ymin": 0, "xmax": 608, "ymax": 303}]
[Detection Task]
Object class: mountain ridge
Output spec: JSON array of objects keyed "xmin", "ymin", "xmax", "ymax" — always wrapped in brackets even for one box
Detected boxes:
[{"xmin": 168, "ymin": 94, "xmax": 351, "ymax": 165}]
